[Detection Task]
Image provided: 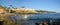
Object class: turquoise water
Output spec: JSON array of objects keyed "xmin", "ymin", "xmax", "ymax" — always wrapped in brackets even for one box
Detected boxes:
[{"xmin": 9, "ymin": 13, "xmax": 60, "ymax": 25}]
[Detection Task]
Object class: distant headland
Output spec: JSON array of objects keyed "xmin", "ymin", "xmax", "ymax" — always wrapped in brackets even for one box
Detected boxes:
[{"xmin": 0, "ymin": 5, "xmax": 56, "ymax": 14}]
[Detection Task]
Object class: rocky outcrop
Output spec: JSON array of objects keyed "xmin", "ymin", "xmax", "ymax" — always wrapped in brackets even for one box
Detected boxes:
[
  {"xmin": 0, "ymin": 6, "xmax": 9, "ymax": 14},
  {"xmin": 0, "ymin": 13, "xmax": 22, "ymax": 25}
]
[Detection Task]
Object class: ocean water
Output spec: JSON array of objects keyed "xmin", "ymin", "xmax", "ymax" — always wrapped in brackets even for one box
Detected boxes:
[{"xmin": 9, "ymin": 13, "xmax": 60, "ymax": 25}]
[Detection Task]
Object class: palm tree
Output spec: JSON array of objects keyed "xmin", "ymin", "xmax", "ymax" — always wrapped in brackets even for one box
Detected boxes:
[{"xmin": 10, "ymin": 5, "xmax": 12, "ymax": 7}]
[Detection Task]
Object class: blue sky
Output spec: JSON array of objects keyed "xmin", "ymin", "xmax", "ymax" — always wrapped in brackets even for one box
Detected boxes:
[{"xmin": 0, "ymin": 0, "xmax": 60, "ymax": 13}]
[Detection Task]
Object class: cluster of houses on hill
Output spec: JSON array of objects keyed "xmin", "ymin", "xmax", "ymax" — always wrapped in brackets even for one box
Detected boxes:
[{"xmin": 0, "ymin": 5, "xmax": 56, "ymax": 14}]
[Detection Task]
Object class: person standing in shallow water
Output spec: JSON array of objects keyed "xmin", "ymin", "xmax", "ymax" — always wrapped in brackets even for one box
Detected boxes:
[
  {"xmin": 47, "ymin": 22, "xmax": 50, "ymax": 25},
  {"xmin": 35, "ymin": 23, "xmax": 39, "ymax": 25}
]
